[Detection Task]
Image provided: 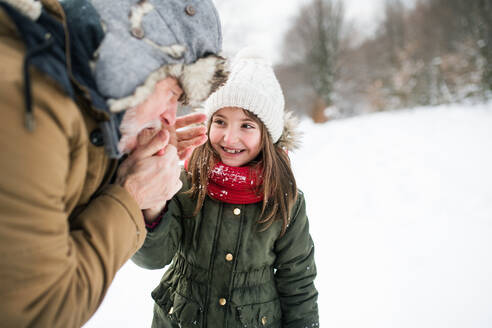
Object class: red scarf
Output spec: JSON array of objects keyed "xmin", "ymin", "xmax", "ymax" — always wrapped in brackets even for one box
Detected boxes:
[{"xmin": 207, "ymin": 162, "xmax": 263, "ymax": 204}]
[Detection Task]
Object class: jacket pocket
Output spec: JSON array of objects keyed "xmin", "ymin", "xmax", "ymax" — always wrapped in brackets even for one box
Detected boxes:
[
  {"xmin": 236, "ymin": 299, "xmax": 282, "ymax": 328},
  {"xmin": 169, "ymin": 293, "xmax": 204, "ymax": 326},
  {"xmin": 152, "ymin": 283, "xmax": 204, "ymax": 327},
  {"xmin": 151, "ymin": 282, "xmax": 173, "ymax": 313}
]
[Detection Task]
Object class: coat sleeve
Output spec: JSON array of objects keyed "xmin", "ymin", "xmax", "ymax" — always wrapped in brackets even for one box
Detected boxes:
[
  {"xmin": 274, "ymin": 191, "xmax": 319, "ymax": 328},
  {"xmin": 131, "ymin": 173, "xmax": 187, "ymax": 269},
  {"xmin": 0, "ymin": 36, "xmax": 146, "ymax": 328}
]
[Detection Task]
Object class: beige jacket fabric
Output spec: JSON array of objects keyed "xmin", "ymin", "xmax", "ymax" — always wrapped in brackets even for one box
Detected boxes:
[{"xmin": 0, "ymin": 5, "xmax": 146, "ymax": 327}]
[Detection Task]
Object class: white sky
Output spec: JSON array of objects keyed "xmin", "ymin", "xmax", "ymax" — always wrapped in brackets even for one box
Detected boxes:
[{"xmin": 215, "ymin": 0, "xmax": 388, "ymax": 63}]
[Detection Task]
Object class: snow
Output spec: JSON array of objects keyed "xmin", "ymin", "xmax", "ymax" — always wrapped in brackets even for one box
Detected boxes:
[
  {"xmin": 211, "ymin": 164, "xmax": 248, "ymax": 184},
  {"xmin": 84, "ymin": 102, "xmax": 492, "ymax": 328}
]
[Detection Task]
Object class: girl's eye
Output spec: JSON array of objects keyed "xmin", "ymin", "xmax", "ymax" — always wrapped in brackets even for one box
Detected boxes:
[
  {"xmin": 242, "ymin": 123, "xmax": 256, "ymax": 129},
  {"xmin": 213, "ymin": 119, "xmax": 225, "ymax": 126}
]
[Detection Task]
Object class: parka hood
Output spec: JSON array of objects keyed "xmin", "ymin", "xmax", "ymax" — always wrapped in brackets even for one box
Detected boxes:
[
  {"xmin": 90, "ymin": 0, "xmax": 228, "ymax": 111},
  {"xmin": 4, "ymin": 0, "xmax": 228, "ymax": 159}
]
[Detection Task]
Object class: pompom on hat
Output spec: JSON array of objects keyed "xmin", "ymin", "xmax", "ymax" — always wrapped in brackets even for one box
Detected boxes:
[{"xmin": 204, "ymin": 46, "xmax": 285, "ymax": 143}]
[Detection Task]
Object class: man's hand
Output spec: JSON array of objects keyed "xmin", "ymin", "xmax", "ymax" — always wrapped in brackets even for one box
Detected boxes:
[
  {"xmin": 116, "ymin": 128, "xmax": 181, "ymax": 222},
  {"xmin": 116, "ymin": 112, "xmax": 207, "ymax": 222},
  {"xmin": 175, "ymin": 112, "xmax": 208, "ymax": 161}
]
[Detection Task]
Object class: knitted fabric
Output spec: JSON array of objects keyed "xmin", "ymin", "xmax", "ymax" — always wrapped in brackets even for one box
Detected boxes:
[
  {"xmin": 204, "ymin": 46, "xmax": 285, "ymax": 142},
  {"xmin": 207, "ymin": 162, "xmax": 263, "ymax": 204}
]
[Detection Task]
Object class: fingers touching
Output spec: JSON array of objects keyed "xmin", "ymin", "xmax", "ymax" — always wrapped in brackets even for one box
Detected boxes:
[{"xmin": 175, "ymin": 112, "xmax": 207, "ymax": 130}]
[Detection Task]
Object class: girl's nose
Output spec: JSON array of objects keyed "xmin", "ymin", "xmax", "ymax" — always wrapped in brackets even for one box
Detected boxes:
[{"xmin": 223, "ymin": 127, "xmax": 238, "ymax": 144}]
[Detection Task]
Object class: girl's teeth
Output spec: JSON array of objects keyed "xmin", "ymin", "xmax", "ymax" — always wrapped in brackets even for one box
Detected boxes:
[{"xmin": 224, "ymin": 148, "xmax": 241, "ymax": 154}]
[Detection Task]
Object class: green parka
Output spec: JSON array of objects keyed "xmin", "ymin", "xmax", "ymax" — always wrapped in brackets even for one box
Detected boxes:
[{"xmin": 132, "ymin": 172, "xmax": 319, "ymax": 328}]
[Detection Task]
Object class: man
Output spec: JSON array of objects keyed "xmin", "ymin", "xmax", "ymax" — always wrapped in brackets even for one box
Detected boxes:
[{"xmin": 0, "ymin": 0, "xmax": 227, "ymax": 326}]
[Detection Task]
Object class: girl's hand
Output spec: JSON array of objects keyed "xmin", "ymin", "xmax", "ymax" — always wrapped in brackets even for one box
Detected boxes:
[
  {"xmin": 155, "ymin": 113, "xmax": 207, "ymax": 160},
  {"xmin": 175, "ymin": 112, "xmax": 208, "ymax": 160}
]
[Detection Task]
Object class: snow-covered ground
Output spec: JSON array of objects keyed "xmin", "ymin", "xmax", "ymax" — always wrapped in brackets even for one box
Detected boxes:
[{"xmin": 84, "ymin": 102, "xmax": 492, "ymax": 328}]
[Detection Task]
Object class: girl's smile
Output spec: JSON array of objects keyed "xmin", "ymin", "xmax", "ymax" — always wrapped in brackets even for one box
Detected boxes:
[{"xmin": 209, "ymin": 107, "xmax": 262, "ymax": 167}]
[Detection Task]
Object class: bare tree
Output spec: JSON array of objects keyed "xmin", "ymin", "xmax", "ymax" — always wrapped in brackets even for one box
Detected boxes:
[
  {"xmin": 473, "ymin": 0, "xmax": 492, "ymax": 93},
  {"xmin": 362, "ymin": 0, "xmax": 490, "ymax": 109},
  {"xmin": 279, "ymin": 0, "xmax": 490, "ymax": 116},
  {"xmin": 384, "ymin": 0, "xmax": 406, "ymax": 66},
  {"xmin": 282, "ymin": 0, "xmax": 345, "ymax": 119}
]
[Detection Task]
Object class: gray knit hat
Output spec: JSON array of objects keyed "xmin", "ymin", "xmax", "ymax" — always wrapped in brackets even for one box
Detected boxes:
[
  {"xmin": 204, "ymin": 47, "xmax": 285, "ymax": 143},
  {"xmin": 90, "ymin": 0, "xmax": 228, "ymax": 112}
]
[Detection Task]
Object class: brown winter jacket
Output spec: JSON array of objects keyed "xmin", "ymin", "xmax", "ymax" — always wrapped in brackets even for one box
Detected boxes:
[{"xmin": 0, "ymin": 2, "xmax": 146, "ymax": 327}]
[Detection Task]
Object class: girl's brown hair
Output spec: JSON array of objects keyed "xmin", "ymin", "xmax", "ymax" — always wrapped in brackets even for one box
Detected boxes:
[{"xmin": 186, "ymin": 109, "xmax": 297, "ymax": 237}]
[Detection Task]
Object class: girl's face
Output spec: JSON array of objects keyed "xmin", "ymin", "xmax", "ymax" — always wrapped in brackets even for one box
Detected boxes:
[{"xmin": 209, "ymin": 107, "xmax": 262, "ymax": 167}]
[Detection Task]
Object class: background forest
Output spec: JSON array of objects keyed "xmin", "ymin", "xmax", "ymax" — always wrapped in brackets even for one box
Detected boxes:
[{"xmin": 220, "ymin": 0, "xmax": 492, "ymax": 122}]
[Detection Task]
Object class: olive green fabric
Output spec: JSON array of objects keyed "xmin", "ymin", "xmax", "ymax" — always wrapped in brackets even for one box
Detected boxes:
[{"xmin": 133, "ymin": 172, "xmax": 319, "ymax": 328}]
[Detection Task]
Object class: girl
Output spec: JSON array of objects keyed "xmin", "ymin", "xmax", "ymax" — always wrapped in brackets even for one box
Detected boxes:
[{"xmin": 133, "ymin": 47, "xmax": 319, "ymax": 328}]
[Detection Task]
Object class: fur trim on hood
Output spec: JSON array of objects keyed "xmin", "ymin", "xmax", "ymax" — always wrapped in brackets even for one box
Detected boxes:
[
  {"xmin": 276, "ymin": 111, "xmax": 302, "ymax": 151},
  {"xmin": 108, "ymin": 54, "xmax": 228, "ymax": 112}
]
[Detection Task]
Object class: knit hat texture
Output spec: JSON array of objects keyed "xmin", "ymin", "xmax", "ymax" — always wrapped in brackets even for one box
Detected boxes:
[{"xmin": 204, "ymin": 47, "xmax": 285, "ymax": 143}]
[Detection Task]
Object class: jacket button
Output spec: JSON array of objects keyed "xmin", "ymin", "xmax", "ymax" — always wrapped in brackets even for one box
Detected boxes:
[
  {"xmin": 185, "ymin": 5, "xmax": 196, "ymax": 16},
  {"xmin": 90, "ymin": 128, "xmax": 104, "ymax": 147},
  {"xmin": 219, "ymin": 298, "xmax": 227, "ymax": 306},
  {"xmin": 225, "ymin": 253, "xmax": 233, "ymax": 262},
  {"xmin": 261, "ymin": 316, "xmax": 267, "ymax": 325},
  {"xmin": 233, "ymin": 208, "xmax": 241, "ymax": 216}
]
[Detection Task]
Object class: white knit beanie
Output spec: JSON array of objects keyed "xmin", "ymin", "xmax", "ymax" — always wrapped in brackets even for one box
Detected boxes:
[{"xmin": 204, "ymin": 47, "xmax": 285, "ymax": 143}]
